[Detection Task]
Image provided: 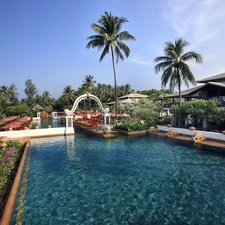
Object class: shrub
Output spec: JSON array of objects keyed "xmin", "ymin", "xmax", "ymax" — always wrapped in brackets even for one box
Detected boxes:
[
  {"xmin": 117, "ymin": 119, "xmax": 149, "ymax": 131},
  {"xmin": 0, "ymin": 141, "xmax": 23, "ymax": 197}
]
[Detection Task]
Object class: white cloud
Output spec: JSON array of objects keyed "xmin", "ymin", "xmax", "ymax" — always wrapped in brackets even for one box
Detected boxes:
[
  {"xmin": 130, "ymin": 57, "xmax": 153, "ymax": 65},
  {"xmin": 163, "ymin": 0, "xmax": 225, "ymax": 47}
]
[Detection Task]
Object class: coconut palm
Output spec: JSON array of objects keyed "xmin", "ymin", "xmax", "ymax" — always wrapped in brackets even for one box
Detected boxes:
[
  {"xmin": 81, "ymin": 75, "xmax": 96, "ymax": 110},
  {"xmin": 0, "ymin": 97, "xmax": 11, "ymax": 118},
  {"xmin": 62, "ymin": 85, "xmax": 75, "ymax": 108},
  {"xmin": 0, "ymin": 85, "xmax": 18, "ymax": 103},
  {"xmin": 86, "ymin": 11, "xmax": 135, "ymax": 124},
  {"xmin": 82, "ymin": 75, "xmax": 96, "ymax": 93},
  {"xmin": 154, "ymin": 38, "xmax": 203, "ymax": 106}
]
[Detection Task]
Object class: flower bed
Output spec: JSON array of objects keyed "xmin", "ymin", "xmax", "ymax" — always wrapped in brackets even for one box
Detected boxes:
[{"xmin": 0, "ymin": 140, "xmax": 25, "ymax": 218}]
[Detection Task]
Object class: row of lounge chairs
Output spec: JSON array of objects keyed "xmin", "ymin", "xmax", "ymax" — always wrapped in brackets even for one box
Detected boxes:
[
  {"xmin": 0, "ymin": 116, "xmax": 17, "ymax": 127},
  {"xmin": 75, "ymin": 119, "xmax": 97, "ymax": 127},
  {"xmin": 0, "ymin": 116, "xmax": 32, "ymax": 131}
]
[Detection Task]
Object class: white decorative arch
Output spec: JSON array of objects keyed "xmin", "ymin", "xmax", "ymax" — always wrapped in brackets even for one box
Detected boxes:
[
  {"xmin": 64, "ymin": 92, "xmax": 109, "ymax": 116},
  {"xmin": 64, "ymin": 92, "xmax": 111, "ymax": 133}
]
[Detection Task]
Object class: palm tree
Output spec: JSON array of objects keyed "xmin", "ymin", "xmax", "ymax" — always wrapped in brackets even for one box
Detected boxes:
[
  {"xmin": 154, "ymin": 38, "xmax": 203, "ymax": 106},
  {"xmin": 86, "ymin": 11, "xmax": 135, "ymax": 124},
  {"xmin": 81, "ymin": 75, "xmax": 96, "ymax": 110},
  {"xmin": 154, "ymin": 37, "xmax": 203, "ymax": 127},
  {"xmin": 0, "ymin": 85, "xmax": 18, "ymax": 103},
  {"xmin": 0, "ymin": 85, "xmax": 9, "ymax": 97},
  {"xmin": 8, "ymin": 84, "xmax": 18, "ymax": 104},
  {"xmin": 62, "ymin": 85, "xmax": 75, "ymax": 108},
  {"xmin": 0, "ymin": 97, "xmax": 11, "ymax": 118},
  {"xmin": 82, "ymin": 75, "xmax": 96, "ymax": 93}
]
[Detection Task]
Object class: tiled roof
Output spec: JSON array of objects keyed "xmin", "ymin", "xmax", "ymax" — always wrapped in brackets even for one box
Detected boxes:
[
  {"xmin": 107, "ymin": 93, "xmax": 148, "ymax": 104},
  {"xmin": 197, "ymin": 72, "xmax": 225, "ymax": 83},
  {"xmin": 118, "ymin": 93, "xmax": 148, "ymax": 99},
  {"xmin": 163, "ymin": 85, "xmax": 204, "ymax": 98},
  {"xmin": 164, "ymin": 82, "xmax": 225, "ymax": 98}
]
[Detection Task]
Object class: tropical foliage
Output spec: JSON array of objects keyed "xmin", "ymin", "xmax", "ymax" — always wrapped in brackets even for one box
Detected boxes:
[
  {"xmin": 117, "ymin": 118, "xmax": 149, "ymax": 132},
  {"xmin": 170, "ymin": 100, "xmax": 222, "ymax": 128}
]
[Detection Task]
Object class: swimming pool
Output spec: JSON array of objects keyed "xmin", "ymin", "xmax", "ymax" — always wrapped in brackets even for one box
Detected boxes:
[{"xmin": 10, "ymin": 130, "xmax": 225, "ymax": 224}]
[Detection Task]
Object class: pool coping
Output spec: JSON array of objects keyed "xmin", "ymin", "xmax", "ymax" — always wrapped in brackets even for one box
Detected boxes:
[
  {"xmin": 156, "ymin": 126, "xmax": 225, "ymax": 149},
  {"xmin": 149, "ymin": 130, "xmax": 225, "ymax": 149},
  {"xmin": 0, "ymin": 141, "xmax": 29, "ymax": 225}
]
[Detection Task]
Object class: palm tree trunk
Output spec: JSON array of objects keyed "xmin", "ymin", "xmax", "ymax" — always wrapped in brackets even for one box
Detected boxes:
[
  {"xmin": 111, "ymin": 46, "xmax": 118, "ymax": 127},
  {"xmin": 89, "ymin": 99, "xmax": 91, "ymax": 110},
  {"xmin": 177, "ymin": 68, "xmax": 181, "ymax": 128}
]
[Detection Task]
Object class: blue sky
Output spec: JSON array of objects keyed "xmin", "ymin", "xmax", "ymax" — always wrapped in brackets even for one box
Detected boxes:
[{"xmin": 1, "ymin": 0, "xmax": 225, "ymax": 99}]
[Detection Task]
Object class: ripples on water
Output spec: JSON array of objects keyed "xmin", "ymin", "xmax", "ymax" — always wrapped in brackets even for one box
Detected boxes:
[{"xmin": 10, "ymin": 131, "xmax": 225, "ymax": 225}]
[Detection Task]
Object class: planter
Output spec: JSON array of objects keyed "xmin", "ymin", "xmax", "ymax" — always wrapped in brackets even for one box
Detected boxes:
[
  {"xmin": 148, "ymin": 126, "xmax": 159, "ymax": 133},
  {"xmin": 102, "ymin": 125, "xmax": 111, "ymax": 134},
  {"xmin": 167, "ymin": 129, "xmax": 176, "ymax": 138},
  {"xmin": 0, "ymin": 136, "xmax": 8, "ymax": 142},
  {"xmin": 192, "ymin": 132, "xmax": 204, "ymax": 143},
  {"xmin": 0, "ymin": 136, "xmax": 8, "ymax": 150}
]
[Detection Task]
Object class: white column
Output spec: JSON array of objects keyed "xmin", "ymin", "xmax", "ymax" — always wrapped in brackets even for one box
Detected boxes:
[
  {"xmin": 65, "ymin": 115, "xmax": 74, "ymax": 135},
  {"xmin": 102, "ymin": 113, "xmax": 110, "ymax": 126},
  {"xmin": 65, "ymin": 115, "xmax": 73, "ymax": 129}
]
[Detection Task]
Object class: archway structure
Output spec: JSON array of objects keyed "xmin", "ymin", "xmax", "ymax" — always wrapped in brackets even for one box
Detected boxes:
[
  {"xmin": 65, "ymin": 92, "xmax": 109, "ymax": 116},
  {"xmin": 64, "ymin": 92, "xmax": 111, "ymax": 133}
]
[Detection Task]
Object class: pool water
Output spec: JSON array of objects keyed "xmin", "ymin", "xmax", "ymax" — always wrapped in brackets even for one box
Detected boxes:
[
  {"xmin": 32, "ymin": 117, "xmax": 64, "ymax": 129},
  {"xmin": 10, "ymin": 131, "xmax": 225, "ymax": 224}
]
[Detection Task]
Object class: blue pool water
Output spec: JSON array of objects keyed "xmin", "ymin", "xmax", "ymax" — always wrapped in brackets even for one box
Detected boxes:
[
  {"xmin": 10, "ymin": 131, "xmax": 225, "ymax": 224},
  {"xmin": 32, "ymin": 117, "xmax": 64, "ymax": 129}
]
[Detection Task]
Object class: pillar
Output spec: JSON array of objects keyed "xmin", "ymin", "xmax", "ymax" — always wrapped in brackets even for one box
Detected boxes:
[
  {"xmin": 65, "ymin": 115, "xmax": 73, "ymax": 129},
  {"xmin": 102, "ymin": 113, "xmax": 110, "ymax": 126},
  {"xmin": 65, "ymin": 115, "xmax": 75, "ymax": 135}
]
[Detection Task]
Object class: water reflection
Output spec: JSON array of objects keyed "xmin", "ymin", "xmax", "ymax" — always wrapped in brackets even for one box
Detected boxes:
[{"xmin": 66, "ymin": 135, "xmax": 75, "ymax": 160}]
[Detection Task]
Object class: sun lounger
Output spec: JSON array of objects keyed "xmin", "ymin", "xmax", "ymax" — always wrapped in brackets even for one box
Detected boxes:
[
  {"xmin": 0, "ymin": 116, "xmax": 32, "ymax": 131},
  {"xmin": 0, "ymin": 116, "xmax": 17, "ymax": 127}
]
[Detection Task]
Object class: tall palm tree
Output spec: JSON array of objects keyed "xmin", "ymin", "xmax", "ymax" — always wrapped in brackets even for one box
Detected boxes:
[
  {"xmin": 86, "ymin": 11, "xmax": 135, "ymax": 123},
  {"xmin": 154, "ymin": 37, "xmax": 203, "ymax": 127},
  {"xmin": 154, "ymin": 38, "xmax": 203, "ymax": 105}
]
